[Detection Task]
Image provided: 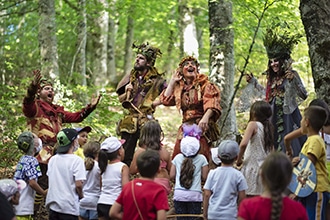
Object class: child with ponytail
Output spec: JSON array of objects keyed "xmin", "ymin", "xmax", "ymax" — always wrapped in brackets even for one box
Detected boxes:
[
  {"xmin": 79, "ymin": 141, "xmax": 101, "ymax": 220},
  {"xmin": 170, "ymin": 134, "xmax": 208, "ymax": 218},
  {"xmin": 96, "ymin": 137, "xmax": 129, "ymax": 220},
  {"xmin": 238, "ymin": 152, "xmax": 308, "ymax": 220}
]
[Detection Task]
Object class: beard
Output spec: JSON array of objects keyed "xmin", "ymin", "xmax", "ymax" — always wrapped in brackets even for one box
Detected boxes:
[{"xmin": 134, "ymin": 64, "xmax": 148, "ymax": 71}]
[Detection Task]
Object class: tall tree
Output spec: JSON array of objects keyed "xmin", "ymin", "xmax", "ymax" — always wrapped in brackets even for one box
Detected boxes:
[
  {"xmin": 122, "ymin": 1, "xmax": 135, "ymax": 77},
  {"xmin": 209, "ymin": 0, "xmax": 237, "ymax": 140},
  {"xmin": 91, "ymin": 0, "xmax": 109, "ymax": 86},
  {"xmin": 107, "ymin": 0, "xmax": 118, "ymax": 85},
  {"xmin": 300, "ymin": 0, "xmax": 330, "ymax": 104},
  {"xmin": 75, "ymin": 0, "xmax": 87, "ymax": 86},
  {"xmin": 39, "ymin": 0, "xmax": 59, "ymax": 78}
]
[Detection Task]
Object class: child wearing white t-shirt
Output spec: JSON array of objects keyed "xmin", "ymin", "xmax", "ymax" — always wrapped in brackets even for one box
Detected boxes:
[
  {"xmin": 46, "ymin": 128, "xmax": 86, "ymax": 219},
  {"xmin": 97, "ymin": 137, "xmax": 129, "ymax": 220}
]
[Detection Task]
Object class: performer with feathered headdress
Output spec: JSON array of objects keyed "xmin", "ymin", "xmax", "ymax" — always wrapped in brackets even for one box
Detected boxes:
[
  {"xmin": 116, "ymin": 42, "xmax": 167, "ymax": 166},
  {"xmin": 240, "ymin": 24, "xmax": 308, "ymax": 157}
]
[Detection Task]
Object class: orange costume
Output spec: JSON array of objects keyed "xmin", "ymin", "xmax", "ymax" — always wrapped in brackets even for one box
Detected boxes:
[{"xmin": 160, "ymin": 73, "xmax": 221, "ymax": 160}]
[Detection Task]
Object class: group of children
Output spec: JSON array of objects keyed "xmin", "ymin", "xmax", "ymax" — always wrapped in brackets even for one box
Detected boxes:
[{"xmin": 1, "ymin": 98, "xmax": 330, "ymax": 220}]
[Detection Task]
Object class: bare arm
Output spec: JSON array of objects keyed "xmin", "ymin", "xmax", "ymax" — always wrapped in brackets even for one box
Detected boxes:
[
  {"xmin": 169, "ymin": 164, "xmax": 176, "ymax": 180},
  {"xmin": 203, "ymin": 189, "xmax": 211, "ymax": 219},
  {"xmin": 237, "ymin": 190, "xmax": 246, "ymax": 206},
  {"xmin": 284, "ymin": 128, "xmax": 303, "ymax": 158},
  {"xmin": 129, "ymin": 148, "xmax": 144, "ymax": 175},
  {"xmin": 237, "ymin": 122, "xmax": 257, "ymax": 166},
  {"xmin": 121, "ymin": 165, "xmax": 130, "ymax": 186},
  {"xmin": 28, "ymin": 179, "xmax": 47, "ymax": 196},
  {"xmin": 201, "ymin": 165, "xmax": 209, "ymax": 181},
  {"xmin": 156, "ymin": 210, "xmax": 167, "ymax": 220},
  {"xmin": 75, "ymin": 180, "xmax": 84, "ymax": 199},
  {"xmin": 109, "ymin": 201, "xmax": 123, "ymax": 220},
  {"xmin": 198, "ymin": 109, "xmax": 214, "ymax": 132},
  {"xmin": 164, "ymin": 71, "xmax": 181, "ymax": 97}
]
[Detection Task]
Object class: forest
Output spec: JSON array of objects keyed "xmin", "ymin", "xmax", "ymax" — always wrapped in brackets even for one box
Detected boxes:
[{"xmin": 0, "ymin": 0, "xmax": 329, "ymax": 177}]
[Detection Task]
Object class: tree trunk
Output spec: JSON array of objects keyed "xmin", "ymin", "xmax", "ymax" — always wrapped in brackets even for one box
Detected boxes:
[
  {"xmin": 107, "ymin": 0, "xmax": 118, "ymax": 86},
  {"xmin": 92, "ymin": 0, "xmax": 109, "ymax": 86},
  {"xmin": 38, "ymin": 0, "xmax": 59, "ymax": 79},
  {"xmin": 123, "ymin": 3, "xmax": 134, "ymax": 77},
  {"xmin": 209, "ymin": 0, "xmax": 237, "ymax": 141},
  {"xmin": 0, "ymin": 4, "xmax": 5, "ymax": 84},
  {"xmin": 75, "ymin": 0, "xmax": 87, "ymax": 86},
  {"xmin": 300, "ymin": 0, "xmax": 330, "ymax": 104}
]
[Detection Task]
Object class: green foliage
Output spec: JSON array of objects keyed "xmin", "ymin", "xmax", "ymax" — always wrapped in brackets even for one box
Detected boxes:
[{"xmin": 0, "ymin": 76, "xmax": 123, "ymax": 178}]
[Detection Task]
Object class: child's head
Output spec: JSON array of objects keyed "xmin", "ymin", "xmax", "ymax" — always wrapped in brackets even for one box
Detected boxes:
[
  {"xmin": 83, "ymin": 141, "xmax": 100, "ymax": 171},
  {"xmin": 98, "ymin": 137, "xmax": 125, "ymax": 174},
  {"xmin": 260, "ymin": 152, "xmax": 293, "ymax": 220},
  {"xmin": 180, "ymin": 136, "xmax": 200, "ymax": 158},
  {"xmin": 56, "ymin": 128, "xmax": 79, "ymax": 154},
  {"xmin": 139, "ymin": 120, "xmax": 163, "ymax": 150},
  {"xmin": 249, "ymin": 100, "xmax": 272, "ymax": 121},
  {"xmin": 302, "ymin": 106, "xmax": 327, "ymax": 134},
  {"xmin": 217, "ymin": 140, "xmax": 239, "ymax": 164},
  {"xmin": 179, "ymin": 136, "xmax": 200, "ymax": 189},
  {"xmin": 75, "ymin": 126, "xmax": 92, "ymax": 147},
  {"xmin": 17, "ymin": 131, "xmax": 40, "ymax": 156},
  {"xmin": 0, "ymin": 179, "xmax": 26, "ymax": 205},
  {"xmin": 137, "ymin": 149, "xmax": 160, "ymax": 178},
  {"xmin": 309, "ymin": 99, "xmax": 330, "ymax": 126}
]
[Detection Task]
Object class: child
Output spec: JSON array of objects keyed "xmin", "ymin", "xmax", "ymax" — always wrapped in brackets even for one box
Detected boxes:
[
  {"xmin": 170, "ymin": 136, "xmax": 208, "ymax": 218},
  {"xmin": 79, "ymin": 141, "xmax": 101, "ymax": 220},
  {"xmin": 75, "ymin": 126, "xmax": 92, "ymax": 159},
  {"xmin": 110, "ymin": 150, "xmax": 169, "ymax": 220},
  {"xmin": 97, "ymin": 137, "xmax": 129, "ymax": 220},
  {"xmin": 294, "ymin": 106, "xmax": 330, "ymax": 220},
  {"xmin": 13, "ymin": 131, "xmax": 47, "ymax": 218},
  {"xmin": 0, "ymin": 179, "xmax": 26, "ymax": 220},
  {"xmin": 284, "ymin": 99, "xmax": 330, "ymax": 220},
  {"xmin": 46, "ymin": 128, "xmax": 86, "ymax": 219},
  {"xmin": 203, "ymin": 140, "xmax": 247, "ymax": 220},
  {"xmin": 129, "ymin": 120, "xmax": 171, "ymax": 194},
  {"xmin": 237, "ymin": 100, "xmax": 274, "ymax": 196},
  {"xmin": 238, "ymin": 152, "xmax": 308, "ymax": 220}
]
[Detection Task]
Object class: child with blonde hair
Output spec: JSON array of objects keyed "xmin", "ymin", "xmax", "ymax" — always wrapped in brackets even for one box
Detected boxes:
[{"xmin": 79, "ymin": 141, "xmax": 101, "ymax": 220}]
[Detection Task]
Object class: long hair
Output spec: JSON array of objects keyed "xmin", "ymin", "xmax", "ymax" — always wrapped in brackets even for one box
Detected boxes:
[
  {"xmin": 139, "ymin": 120, "xmax": 162, "ymax": 150},
  {"xmin": 179, "ymin": 157, "xmax": 195, "ymax": 189},
  {"xmin": 249, "ymin": 100, "xmax": 274, "ymax": 152},
  {"xmin": 83, "ymin": 141, "xmax": 100, "ymax": 171},
  {"xmin": 261, "ymin": 152, "xmax": 293, "ymax": 220},
  {"xmin": 98, "ymin": 149, "xmax": 120, "ymax": 175}
]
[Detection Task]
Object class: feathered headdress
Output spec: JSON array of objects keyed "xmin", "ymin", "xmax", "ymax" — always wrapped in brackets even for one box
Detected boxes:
[
  {"xmin": 263, "ymin": 24, "xmax": 302, "ymax": 59},
  {"xmin": 132, "ymin": 42, "xmax": 162, "ymax": 66}
]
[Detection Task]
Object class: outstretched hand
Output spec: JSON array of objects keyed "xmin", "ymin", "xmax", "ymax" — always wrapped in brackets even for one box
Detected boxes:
[
  {"xmin": 245, "ymin": 73, "xmax": 253, "ymax": 83},
  {"xmin": 32, "ymin": 70, "xmax": 42, "ymax": 87},
  {"xmin": 91, "ymin": 94, "xmax": 102, "ymax": 108},
  {"xmin": 171, "ymin": 70, "xmax": 183, "ymax": 83}
]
